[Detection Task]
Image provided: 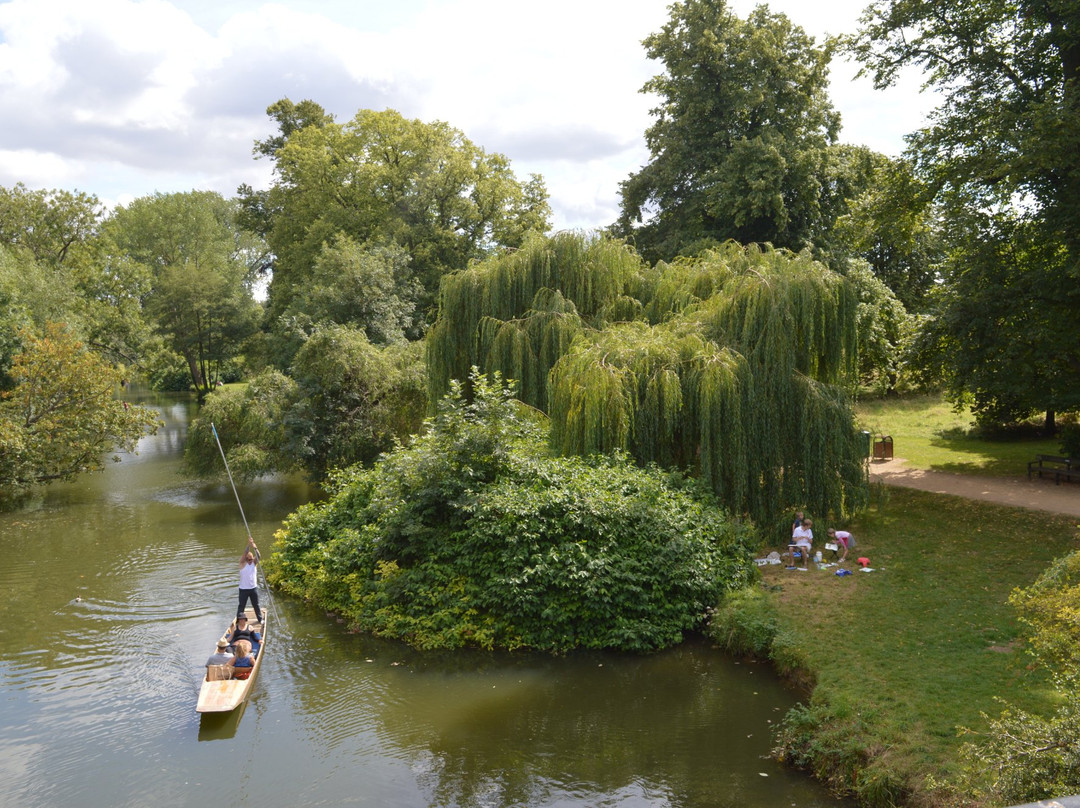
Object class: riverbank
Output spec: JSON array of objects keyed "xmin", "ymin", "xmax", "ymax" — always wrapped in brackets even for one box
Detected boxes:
[{"xmin": 711, "ymin": 485, "xmax": 1079, "ymax": 807}]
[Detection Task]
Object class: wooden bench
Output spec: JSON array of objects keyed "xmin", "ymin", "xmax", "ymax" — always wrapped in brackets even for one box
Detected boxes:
[
  {"xmin": 1053, "ymin": 467, "xmax": 1080, "ymax": 486},
  {"xmin": 1027, "ymin": 454, "xmax": 1073, "ymax": 481}
]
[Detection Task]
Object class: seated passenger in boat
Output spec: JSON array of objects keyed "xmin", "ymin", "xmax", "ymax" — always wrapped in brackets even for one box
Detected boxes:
[
  {"xmin": 227, "ymin": 615, "xmax": 261, "ymax": 657},
  {"xmin": 205, "ymin": 638, "xmax": 234, "ymax": 667},
  {"xmin": 230, "ymin": 640, "xmax": 254, "ymax": 679}
]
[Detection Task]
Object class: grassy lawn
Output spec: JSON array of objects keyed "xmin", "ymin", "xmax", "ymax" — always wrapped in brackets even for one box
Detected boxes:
[
  {"xmin": 747, "ymin": 487, "xmax": 1079, "ymax": 805},
  {"xmin": 855, "ymin": 395, "xmax": 1061, "ymax": 477}
]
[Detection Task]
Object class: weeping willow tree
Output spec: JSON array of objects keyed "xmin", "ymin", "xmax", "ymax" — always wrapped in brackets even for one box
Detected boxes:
[
  {"xmin": 426, "ymin": 231, "xmax": 644, "ymax": 410},
  {"xmin": 426, "ymin": 233, "xmax": 867, "ymax": 526}
]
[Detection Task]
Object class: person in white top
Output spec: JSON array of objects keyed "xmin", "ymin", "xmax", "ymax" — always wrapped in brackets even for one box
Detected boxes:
[
  {"xmin": 788, "ymin": 518, "xmax": 814, "ymax": 570},
  {"xmin": 237, "ymin": 536, "xmax": 263, "ymax": 623}
]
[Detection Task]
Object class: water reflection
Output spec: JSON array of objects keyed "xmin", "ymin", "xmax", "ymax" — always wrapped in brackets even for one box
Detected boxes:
[
  {"xmin": 0, "ymin": 388, "xmax": 852, "ymax": 808},
  {"xmin": 198, "ymin": 701, "xmax": 248, "ymax": 741}
]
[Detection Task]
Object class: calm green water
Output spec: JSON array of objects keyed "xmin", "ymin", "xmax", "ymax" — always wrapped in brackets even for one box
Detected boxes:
[{"xmin": 0, "ymin": 390, "xmax": 852, "ymax": 808}]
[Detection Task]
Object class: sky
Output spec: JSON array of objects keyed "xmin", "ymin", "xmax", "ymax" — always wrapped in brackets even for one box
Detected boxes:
[{"xmin": 0, "ymin": 0, "xmax": 935, "ymax": 231}]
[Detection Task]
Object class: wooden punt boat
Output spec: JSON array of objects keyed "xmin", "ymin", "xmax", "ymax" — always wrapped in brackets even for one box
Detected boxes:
[{"xmin": 196, "ymin": 607, "xmax": 267, "ymax": 713}]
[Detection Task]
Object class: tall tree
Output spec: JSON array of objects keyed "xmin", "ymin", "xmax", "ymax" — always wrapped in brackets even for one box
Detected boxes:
[
  {"xmin": 269, "ymin": 236, "xmax": 423, "ymax": 369},
  {"xmin": 0, "ymin": 184, "xmax": 102, "ymax": 268},
  {"xmin": 849, "ymin": 0, "xmax": 1080, "ymax": 426},
  {"xmin": 831, "ymin": 156, "xmax": 943, "ymax": 312},
  {"xmin": 105, "ymin": 191, "xmax": 262, "ymax": 398},
  {"xmin": 0, "ymin": 185, "xmax": 154, "ymax": 379},
  {"xmin": 0, "ymin": 323, "xmax": 159, "ymax": 500},
  {"xmin": 254, "ymin": 104, "xmax": 551, "ymax": 327},
  {"xmin": 616, "ymin": 0, "xmax": 845, "ymax": 263},
  {"xmin": 428, "ymin": 232, "xmax": 866, "ymax": 529}
]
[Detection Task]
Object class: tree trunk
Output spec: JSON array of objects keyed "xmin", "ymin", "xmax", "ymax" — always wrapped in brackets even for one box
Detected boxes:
[{"xmin": 1045, "ymin": 409, "xmax": 1056, "ymax": 436}]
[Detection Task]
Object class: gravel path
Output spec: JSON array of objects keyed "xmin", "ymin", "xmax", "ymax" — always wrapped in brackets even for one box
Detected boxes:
[{"xmin": 870, "ymin": 458, "xmax": 1080, "ymax": 518}]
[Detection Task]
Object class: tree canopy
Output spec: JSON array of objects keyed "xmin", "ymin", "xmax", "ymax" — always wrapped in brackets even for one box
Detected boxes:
[
  {"xmin": 249, "ymin": 102, "xmax": 552, "ymax": 329},
  {"xmin": 104, "ymin": 191, "xmax": 263, "ymax": 399},
  {"xmin": 616, "ymin": 0, "xmax": 847, "ymax": 263},
  {"xmin": 849, "ymin": 0, "xmax": 1080, "ymax": 425},
  {"xmin": 428, "ymin": 232, "xmax": 866, "ymax": 529},
  {"xmin": 0, "ymin": 324, "xmax": 159, "ymax": 500}
]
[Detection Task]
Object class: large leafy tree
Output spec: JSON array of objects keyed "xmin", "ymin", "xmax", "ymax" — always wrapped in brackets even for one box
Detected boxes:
[
  {"xmin": 0, "ymin": 184, "xmax": 152, "ymax": 370},
  {"xmin": 269, "ymin": 236, "xmax": 423, "ymax": 369},
  {"xmin": 849, "ymin": 0, "xmax": 1080, "ymax": 425},
  {"xmin": 831, "ymin": 155, "xmax": 944, "ymax": 312},
  {"xmin": 0, "ymin": 324, "xmax": 159, "ymax": 500},
  {"xmin": 428, "ymin": 232, "xmax": 866, "ymax": 530},
  {"xmin": 185, "ymin": 328, "xmax": 426, "ymax": 484},
  {"xmin": 0, "ymin": 184, "xmax": 101, "ymax": 268},
  {"xmin": 616, "ymin": 0, "xmax": 847, "ymax": 262},
  {"xmin": 104, "ymin": 191, "xmax": 263, "ymax": 399},
  {"xmin": 252, "ymin": 103, "xmax": 551, "ymax": 326}
]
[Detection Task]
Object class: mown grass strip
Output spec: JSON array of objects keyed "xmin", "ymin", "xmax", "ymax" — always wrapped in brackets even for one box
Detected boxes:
[{"xmin": 855, "ymin": 395, "xmax": 1060, "ymax": 476}]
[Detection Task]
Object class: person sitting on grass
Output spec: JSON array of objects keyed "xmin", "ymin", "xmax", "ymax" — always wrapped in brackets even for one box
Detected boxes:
[{"xmin": 788, "ymin": 518, "xmax": 814, "ymax": 570}]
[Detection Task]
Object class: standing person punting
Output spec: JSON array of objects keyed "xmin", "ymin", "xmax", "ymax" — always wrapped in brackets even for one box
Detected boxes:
[{"xmin": 237, "ymin": 536, "xmax": 263, "ymax": 624}]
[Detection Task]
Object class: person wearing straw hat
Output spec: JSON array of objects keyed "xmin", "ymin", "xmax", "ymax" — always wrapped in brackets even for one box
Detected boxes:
[
  {"xmin": 205, "ymin": 638, "xmax": 234, "ymax": 667},
  {"xmin": 237, "ymin": 535, "xmax": 263, "ymax": 623}
]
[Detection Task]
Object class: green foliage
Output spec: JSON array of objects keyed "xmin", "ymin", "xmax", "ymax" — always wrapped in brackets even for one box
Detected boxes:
[
  {"xmin": 265, "ymin": 370, "xmax": 757, "ymax": 652},
  {"xmin": 0, "ymin": 245, "xmax": 81, "ymax": 387},
  {"xmin": 142, "ymin": 344, "xmax": 194, "ymax": 392},
  {"xmin": 105, "ymin": 191, "xmax": 263, "ymax": 400},
  {"xmin": 1010, "ymin": 550, "xmax": 1080, "ymax": 688},
  {"xmin": 0, "ymin": 324, "xmax": 160, "ymax": 500},
  {"xmin": 958, "ymin": 698, "xmax": 1080, "ymax": 805},
  {"xmin": 0, "ymin": 183, "xmax": 102, "ymax": 268},
  {"xmin": 707, "ymin": 586, "xmax": 781, "ymax": 658},
  {"xmin": 915, "ymin": 216, "xmax": 1080, "ymax": 427},
  {"xmin": 774, "ymin": 701, "xmax": 906, "ymax": 807},
  {"xmin": 185, "ymin": 369, "xmax": 299, "ymax": 481},
  {"xmin": 287, "ymin": 326, "xmax": 427, "ymax": 480},
  {"xmin": 185, "ymin": 330, "xmax": 426, "ymax": 484},
  {"xmin": 271, "ymin": 235, "xmax": 422, "ymax": 365},
  {"xmin": 1060, "ymin": 423, "xmax": 1080, "ymax": 459},
  {"xmin": 831, "ymin": 156, "xmax": 943, "ymax": 312},
  {"xmin": 617, "ymin": 0, "xmax": 856, "ymax": 263},
  {"xmin": 958, "ymin": 551, "xmax": 1080, "ymax": 802},
  {"xmin": 429, "ymin": 233, "xmax": 867, "ymax": 527},
  {"xmin": 426, "ymin": 231, "xmax": 642, "ymax": 412},
  {"xmin": 849, "ymin": 0, "xmax": 1080, "ymax": 428},
  {"xmin": 844, "ymin": 260, "xmax": 913, "ymax": 395},
  {"xmin": 256, "ymin": 104, "xmax": 551, "ymax": 323}
]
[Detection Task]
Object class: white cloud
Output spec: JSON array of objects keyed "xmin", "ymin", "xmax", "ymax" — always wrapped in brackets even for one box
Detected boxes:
[{"xmin": 0, "ymin": 0, "xmax": 937, "ymax": 229}]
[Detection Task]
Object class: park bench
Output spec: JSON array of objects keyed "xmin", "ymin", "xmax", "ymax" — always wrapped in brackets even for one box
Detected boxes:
[
  {"xmin": 1027, "ymin": 454, "xmax": 1076, "ymax": 484},
  {"xmin": 1053, "ymin": 466, "xmax": 1080, "ymax": 486}
]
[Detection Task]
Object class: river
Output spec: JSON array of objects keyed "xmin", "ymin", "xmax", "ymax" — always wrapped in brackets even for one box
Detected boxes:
[{"xmin": 0, "ymin": 390, "xmax": 852, "ymax": 807}]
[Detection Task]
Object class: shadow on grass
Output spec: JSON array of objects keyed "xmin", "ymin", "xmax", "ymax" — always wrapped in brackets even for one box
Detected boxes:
[{"xmin": 923, "ymin": 434, "xmax": 1061, "ymax": 476}]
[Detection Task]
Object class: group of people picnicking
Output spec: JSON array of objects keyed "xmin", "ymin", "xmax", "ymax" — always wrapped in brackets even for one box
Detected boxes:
[
  {"xmin": 787, "ymin": 511, "xmax": 855, "ymax": 570},
  {"xmin": 204, "ymin": 536, "xmax": 264, "ymax": 678}
]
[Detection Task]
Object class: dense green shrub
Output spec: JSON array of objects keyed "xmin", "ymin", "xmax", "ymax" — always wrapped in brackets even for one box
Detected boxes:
[
  {"xmin": 956, "ymin": 549, "xmax": 1080, "ymax": 803},
  {"xmin": 265, "ymin": 370, "xmax": 758, "ymax": 652}
]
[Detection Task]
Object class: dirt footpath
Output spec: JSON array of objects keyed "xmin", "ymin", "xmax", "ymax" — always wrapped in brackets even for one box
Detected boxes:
[{"xmin": 870, "ymin": 457, "xmax": 1080, "ymax": 518}]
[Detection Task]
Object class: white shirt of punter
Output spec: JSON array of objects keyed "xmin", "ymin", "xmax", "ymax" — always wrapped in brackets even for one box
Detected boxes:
[{"xmin": 239, "ymin": 562, "xmax": 257, "ymax": 589}]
